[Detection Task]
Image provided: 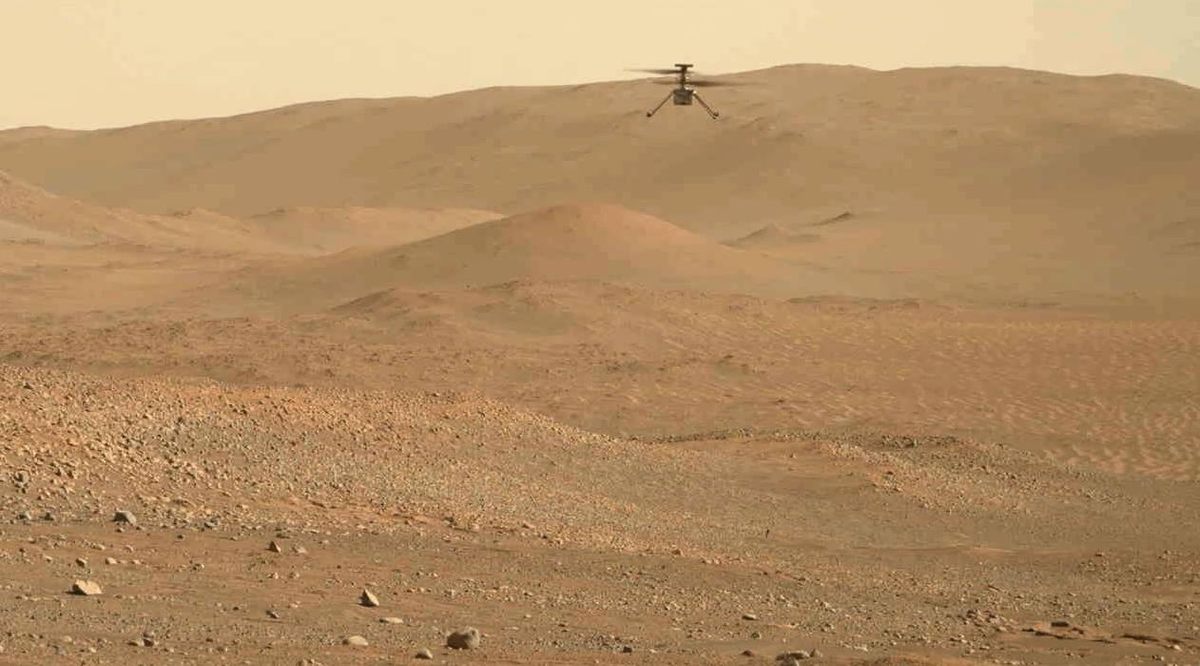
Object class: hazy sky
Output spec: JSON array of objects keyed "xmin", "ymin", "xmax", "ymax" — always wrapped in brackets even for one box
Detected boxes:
[{"xmin": 4, "ymin": 0, "xmax": 1197, "ymax": 130}]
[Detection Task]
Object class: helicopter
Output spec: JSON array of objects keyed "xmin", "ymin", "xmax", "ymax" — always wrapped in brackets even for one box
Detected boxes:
[{"xmin": 627, "ymin": 63, "xmax": 738, "ymax": 119}]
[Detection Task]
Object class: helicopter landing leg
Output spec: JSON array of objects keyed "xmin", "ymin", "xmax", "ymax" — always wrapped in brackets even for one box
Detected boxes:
[
  {"xmin": 645, "ymin": 92, "xmax": 673, "ymax": 117},
  {"xmin": 693, "ymin": 92, "xmax": 720, "ymax": 119}
]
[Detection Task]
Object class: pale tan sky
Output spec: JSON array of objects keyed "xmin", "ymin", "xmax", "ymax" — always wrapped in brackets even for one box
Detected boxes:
[{"xmin": 4, "ymin": 0, "xmax": 1197, "ymax": 130}]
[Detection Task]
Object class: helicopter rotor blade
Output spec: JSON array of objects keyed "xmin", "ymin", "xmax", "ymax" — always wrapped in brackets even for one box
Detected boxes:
[
  {"xmin": 650, "ymin": 78, "xmax": 748, "ymax": 87},
  {"xmin": 685, "ymin": 79, "xmax": 748, "ymax": 87},
  {"xmin": 627, "ymin": 68, "xmax": 684, "ymax": 75}
]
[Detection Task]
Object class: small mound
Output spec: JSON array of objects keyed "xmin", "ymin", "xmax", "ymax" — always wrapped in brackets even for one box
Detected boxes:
[
  {"xmin": 330, "ymin": 289, "xmax": 448, "ymax": 317},
  {"xmin": 788, "ymin": 294, "xmax": 928, "ymax": 312},
  {"xmin": 727, "ymin": 223, "xmax": 821, "ymax": 249},
  {"xmin": 0, "ymin": 217, "xmax": 80, "ymax": 245},
  {"xmin": 369, "ymin": 202, "xmax": 783, "ymax": 287},
  {"xmin": 377, "ymin": 203, "xmax": 791, "ymax": 280},
  {"xmin": 168, "ymin": 207, "xmax": 240, "ymax": 222},
  {"xmin": 809, "ymin": 211, "xmax": 855, "ymax": 227}
]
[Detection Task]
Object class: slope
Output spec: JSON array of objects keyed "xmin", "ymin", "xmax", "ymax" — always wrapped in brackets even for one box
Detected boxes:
[
  {"xmin": 244, "ymin": 205, "xmax": 501, "ymax": 254},
  {"xmin": 0, "ymin": 170, "xmax": 277, "ymax": 252}
]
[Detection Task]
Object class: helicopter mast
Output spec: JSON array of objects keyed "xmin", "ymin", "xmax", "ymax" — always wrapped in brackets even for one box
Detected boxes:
[{"xmin": 676, "ymin": 63, "xmax": 692, "ymax": 88}]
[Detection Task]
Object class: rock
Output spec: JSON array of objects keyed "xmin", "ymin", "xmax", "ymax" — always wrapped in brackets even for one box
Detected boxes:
[
  {"xmin": 446, "ymin": 627, "xmax": 481, "ymax": 650},
  {"xmin": 360, "ymin": 589, "xmax": 380, "ymax": 607},
  {"xmin": 415, "ymin": 648, "xmax": 434, "ymax": 660},
  {"xmin": 379, "ymin": 617, "xmax": 404, "ymax": 624},
  {"xmin": 113, "ymin": 510, "xmax": 137, "ymax": 526},
  {"xmin": 105, "ymin": 557, "xmax": 118, "ymax": 565},
  {"xmin": 267, "ymin": 540, "xmax": 283, "ymax": 553},
  {"xmin": 742, "ymin": 649, "xmax": 757, "ymax": 657},
  {"xmin": 776, "ymin": 651, "xmax": 811, "ymax": 665},
  {"xmin": 810, "ymin": 649, "xmax": 823, "ymax": 659},
  {"xmin": 742, "ymin": 613, "xmax": 759, "ymax": 621},
  {"xmin": 620, "ymin": 645, "xmax": 634, "ymax": 654},
  {"xmin": 267, "ymin": 610, "xmax": 281, "ymax": 619},
  {"xmin": 75, "ymin": 558, "xmax": 88, "ymax": 567},
  {"xmin": 343, "ymin": 635, "xmax": 368, "ymax": 647},
  {"xmin": 17, "ymin": 511, "xmax": 32, "ymax": 521},
  {"xmin": 71, "ymin": 580, "xmax": 103, "ymax": 596}
]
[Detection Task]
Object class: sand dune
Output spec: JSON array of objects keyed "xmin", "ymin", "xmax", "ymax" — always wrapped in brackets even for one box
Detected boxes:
[
  {"xmin": 211, "ymin": 202, "xmax": 848, "ymax": 314},
  {"xmin": 369, "ymin": 202, "xmax": 785, "ymax": 286}
]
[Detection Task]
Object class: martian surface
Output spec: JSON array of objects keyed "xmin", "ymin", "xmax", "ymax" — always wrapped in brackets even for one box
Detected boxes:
[{"xmin": 0, "ymin": 64, "xmax": 1198, "ymax": 665}]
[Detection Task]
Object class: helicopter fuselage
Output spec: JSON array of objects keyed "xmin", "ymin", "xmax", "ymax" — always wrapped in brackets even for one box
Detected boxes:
[{"xmin": 672, "ymin": 88, "xmax": 694, "ymax": 105}]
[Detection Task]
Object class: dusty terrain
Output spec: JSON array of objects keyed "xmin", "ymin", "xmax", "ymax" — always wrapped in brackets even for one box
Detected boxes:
[{"xmin": 1, "ymin": 64, "xmax": 1198, "ymax": 665}]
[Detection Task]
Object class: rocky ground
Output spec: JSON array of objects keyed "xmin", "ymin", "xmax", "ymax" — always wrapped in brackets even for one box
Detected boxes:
[{"xmin": 2, "ymin": 352, "xmax": 1197, "ymax": 665}]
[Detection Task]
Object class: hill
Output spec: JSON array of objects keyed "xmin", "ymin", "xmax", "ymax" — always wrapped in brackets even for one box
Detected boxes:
[
  {"xmin": 0, "ymin": 170, "xmax": 277, "ymax": 251},
  {"xmin": 205, "ymin": 202, "xmax": 850, "ymax": 315},
  {"xmin": 0, "ymin": 169, "xmax": 502, "ymax": 255},
  {"xmin": 0, "ymin": 64, "xmax": 1196, "ymax": 239},
  {"xmin": 0, "ymin": 125, "xmax": 79, "ymax": 146}
]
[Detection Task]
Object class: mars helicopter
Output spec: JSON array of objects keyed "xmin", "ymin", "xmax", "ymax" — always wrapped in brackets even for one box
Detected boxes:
[{"xmin": 628, "ymin": 63, "xmax": 737, "ymax": 119}]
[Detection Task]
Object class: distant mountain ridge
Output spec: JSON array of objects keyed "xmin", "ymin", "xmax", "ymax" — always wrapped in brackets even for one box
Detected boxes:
[{"xmin": 0, "ymin": 63, "xmax": 1196, "ymax": 239}]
